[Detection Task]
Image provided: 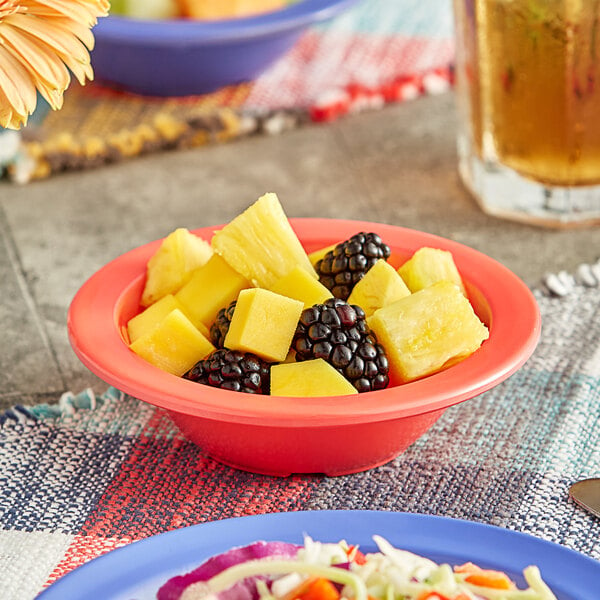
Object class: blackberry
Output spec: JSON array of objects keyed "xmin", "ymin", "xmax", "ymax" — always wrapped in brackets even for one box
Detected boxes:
[
  {"xmin": 184, "ymin": 349, "xmax": 270, "ymax": 394},
  {"xmin": 293, "ymin": 298, "xmax": 389, "ymax": 393},
  {"xmin": 210, "ymin": 300, "xmax": 236, "ymax": 347},
  {"xmin": 315, "ymin": 232, "xmax": 391, "ymax": 300}
]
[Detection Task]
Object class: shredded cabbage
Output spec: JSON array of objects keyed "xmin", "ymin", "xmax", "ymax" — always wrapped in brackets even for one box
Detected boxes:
[{"xmin": 164, "ymin": 536, "xmax": 559, "ymax": 600}]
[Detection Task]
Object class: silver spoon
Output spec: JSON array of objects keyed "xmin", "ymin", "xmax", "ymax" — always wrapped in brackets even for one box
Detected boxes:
[{"xmin": 569, "ymin": 478, "xmax": 600, "ymax": 518}]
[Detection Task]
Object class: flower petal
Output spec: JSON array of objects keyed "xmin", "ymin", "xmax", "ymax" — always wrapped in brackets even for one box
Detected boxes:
[
  {"xmin": 0, "ymin": 0, "xmax": 20, "ymax": 21},
  {"xmin": 0, "ymin": 44, "xmax": 37, "ymax": 118},
  {"xmin": 45, "ymin": 16, "xmax": 96, "ymax": 50},
  {"xmin": 20, "ymin": 0, "xmax": 108, "ymax": 25},
  {"xmin": 7, "ymin": 13, "xmax": 90, "ymax": 64},
  {"xmin": 34, "ymin": 78, "xmax": 64, "ymax": 110},
  {"xmin": 0, "ymin": 0, "xmax": 108, "ymax": 128},
  {"xmin": 0, "ymin": 87, "xmax": 25, "ymax": 130},
  {"xmin": 1, "ymin": 23, "xmax": 71, "ymax": 90}
]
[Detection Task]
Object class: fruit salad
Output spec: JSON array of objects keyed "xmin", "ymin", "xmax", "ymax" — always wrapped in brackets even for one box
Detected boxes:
[
  {"xmin": 126, "ymin": 193, "xmax": 489, "ymax": 397},
  {"xmin": 157, "ymin": 536, "xmax": 558, "ymax": 600},
  {"xmin": 110, "ymin": 0, "xmax": 291, "ymax": 21}
]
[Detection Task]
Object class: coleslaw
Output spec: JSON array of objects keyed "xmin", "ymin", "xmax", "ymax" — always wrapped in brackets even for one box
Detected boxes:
[{"xmin": 158, "ymin": 536, "xmax": 557, "ymax": 600}]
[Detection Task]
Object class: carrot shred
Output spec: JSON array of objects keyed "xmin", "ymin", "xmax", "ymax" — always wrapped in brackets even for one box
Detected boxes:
[
  {"xmin": 291, "ymin": 577, "xmax": 341, "ymax": 600},
  {"xmin": 454, "ymin": 562, "xmax": 482, "ymax": 574},
  {"xmin": 417, "ymin": 593, "xmax": 470, "ymax": 600},
  {"xmin": 454, "ymin": 562, "xmax": 514, "ymax": 590},
  {"xmin": 416, "ymin": 592, "xmax": 452, "ymax": 600},
  {"xmin": 346, "ymin": 545, "xmax": 367, "ymax": 565}
]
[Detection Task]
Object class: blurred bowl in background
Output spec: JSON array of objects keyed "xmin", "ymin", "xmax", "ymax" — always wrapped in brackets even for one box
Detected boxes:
[{"xmin": 90, "ymin": 0, "xmax": 358, "ymax": 96}]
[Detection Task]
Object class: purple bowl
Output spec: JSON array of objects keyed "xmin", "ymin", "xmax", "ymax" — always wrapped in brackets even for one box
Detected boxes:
[{"xmin": 90, "ymin": 0, "xmax": 358, "ymax": 96}]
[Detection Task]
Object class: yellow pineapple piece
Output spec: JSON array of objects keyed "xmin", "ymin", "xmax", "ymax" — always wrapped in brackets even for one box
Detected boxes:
[
  {"xmin": 127, "ymin": 294, "xmax": 210, "ymax": 343},
  {"xmin": 129, "ymin": 308, "xmax": 215, "ymax": 376},
  {"xmin": 271, "ymin": 359, "xmax": 358, "ymax": 397},
  {"xmin": 397, "ymin": 247, "xmax": 466, "ymax": 294},
  {"xmin": 128, "ymin": 294, "xmax": 184, "ymax": 343},
  {"xmin": 141, "ymin": 228, "xmax": 213, "ymax": 307},
  {"xmin": 347, "ymin": 259, "xmax": 411, "ymax": 318},
  {"xmin": 211, "ymin": 193, "xmax": 317, "ymax": 289},
  {"xmin": 175, "ymin": 253, "xmax": 249, "ymax": 329},
  {"xmin": 224, "ymin": 288, "xmax": 304, "ymax": 362},
  {"xmin": 270, "ymin": 266, "xmax": 333, "ymax": 309},
  {"xmin": 368, "ymin": 281, "xmax": 489, "ymax": 383},
  {"xmin": 308, "ymin": 243, "xmax": 336, "ymax": 267}
]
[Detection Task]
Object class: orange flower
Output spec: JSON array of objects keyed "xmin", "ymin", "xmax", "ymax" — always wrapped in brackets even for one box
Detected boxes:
[{"xmin": 0, "ymin": 0, "xmax": 109, "ymax": 129}]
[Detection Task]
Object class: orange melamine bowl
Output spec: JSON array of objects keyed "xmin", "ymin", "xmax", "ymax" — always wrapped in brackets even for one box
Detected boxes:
[{"xmin": 67, "ymin": 219, "xmax": 541, "ymax": 476}]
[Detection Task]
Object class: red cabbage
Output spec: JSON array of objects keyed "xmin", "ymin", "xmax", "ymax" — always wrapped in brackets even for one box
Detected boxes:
[{"xmin": 158, "ymin": 541, "xmax": 301, "ymax": 600}]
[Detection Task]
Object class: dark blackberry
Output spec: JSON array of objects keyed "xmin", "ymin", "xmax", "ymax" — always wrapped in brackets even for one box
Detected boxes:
[
  {"xmin": 293, "ymin": 298, "xmax": 389, "ymax": 393},
  {"xmin": 315, "ymin": 232, "xmax": 391, "ymax": 300},
  {"xmin": 210, "ymin": 300, "xmax": 236, "ymax": 347},
  {"xmin": 184, "ymin": 349, "xmax": 270, "ymax": 394}
]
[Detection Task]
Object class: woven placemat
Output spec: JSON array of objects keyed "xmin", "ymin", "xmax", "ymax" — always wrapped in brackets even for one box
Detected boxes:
[
  {"xmin": 3, "ymin": 0, "xmax": 454, "ymax": 183},
  {"xmin": 1, "ymin": 262, "xmax": 599, "ymax": 599}
]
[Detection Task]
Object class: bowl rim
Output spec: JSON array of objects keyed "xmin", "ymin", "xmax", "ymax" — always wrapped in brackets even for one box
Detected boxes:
[
  {"xmin": 68, "ymin": 218, "xmax": 541, "ymax": 428},
  {"xmin": 95, "ymin": 0, "xmax": 359, "ymax": 45}
]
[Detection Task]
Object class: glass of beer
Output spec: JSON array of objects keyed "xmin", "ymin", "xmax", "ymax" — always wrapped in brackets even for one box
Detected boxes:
[{"xmin": 453, "ymin": 0, "xmax": 600, "ymax": 227}]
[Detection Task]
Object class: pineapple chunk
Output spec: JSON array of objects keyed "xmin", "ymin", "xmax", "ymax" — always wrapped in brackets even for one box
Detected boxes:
[
  {"xmin": 368, "ymin": 281, "xmax": 489, "ymax": 383},
  {"xmin": 224, "ymin": 288, "xmax": 304, "ymax": 362},
  {"xmin": 127, "ymin": 294, "xmax": 209, "ymax": 343},
  {"xmin": 128, "ymin": 294, "xmax": 184, "ymax": 343},
  {"xmin": 129, "ymin": 308, "xmax": 215, "ymax": 376},
  {"xmin": 308, "ymin": 243, "xmax": 337, "ymax": 267},
  {"xmin": 271, "ymin": 359, "xmax": 358, "ymax": 397},
  {"xmin": 270, "ymin": 266, "xmax": 333, "ymax": 309},
  {"xmin": 347, "ymin": 259, "xmax": 411, "ymax": 317},
  {"xmin": 211, "ymin": 192, "xmax": 317, "ymax": 288},
  {"xmin": 175, "ymin": 253, "xmax": 249, "ymax": 329},
  {"xmin": 141, "ymin": 228, "xmax": 213, "ymax": 307},
  {"xmin": 398, "ymin": 247, "xmax": 466, "ymax": 294}
]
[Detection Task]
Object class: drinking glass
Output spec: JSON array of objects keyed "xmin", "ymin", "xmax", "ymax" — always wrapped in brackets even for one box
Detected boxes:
[{"xmin": 453, "ymin": 0, "xmax": 600, "ymax": 227}]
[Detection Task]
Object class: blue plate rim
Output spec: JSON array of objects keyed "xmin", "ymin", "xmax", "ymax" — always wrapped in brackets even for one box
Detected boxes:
[
  {"xmin": 95, "ymin": 0, "xmax": 359, "ymax": 45},
  {"xmin": 37, "ymin": 510, "xmax": 599, "ymax": 599}
]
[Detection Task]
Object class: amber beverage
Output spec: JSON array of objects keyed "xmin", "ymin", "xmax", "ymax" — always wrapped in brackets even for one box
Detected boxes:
[{"xmin": 453, "ymin": 0, "xmax": 600, "ymax": 226}]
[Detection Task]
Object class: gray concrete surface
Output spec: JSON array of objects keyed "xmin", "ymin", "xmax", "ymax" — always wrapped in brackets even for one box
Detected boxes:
[{"xmin": 1, "ymin": 91, "xmax": 600, "ymax": 410}]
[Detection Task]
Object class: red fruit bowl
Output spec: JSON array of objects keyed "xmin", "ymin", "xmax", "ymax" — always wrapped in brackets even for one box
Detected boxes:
[{"xmin": 67, "ymin": 219, "xmax": 541, "ymax": 476}]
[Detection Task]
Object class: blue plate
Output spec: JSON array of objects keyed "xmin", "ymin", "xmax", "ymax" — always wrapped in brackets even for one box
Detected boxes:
[
  {"xmin": 91, "ymin": 0, "xmax": 358, "ymax": 96},
  {"xmin": 38, "ymin": 510, "xmax": 599, "ymax": 600}
]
